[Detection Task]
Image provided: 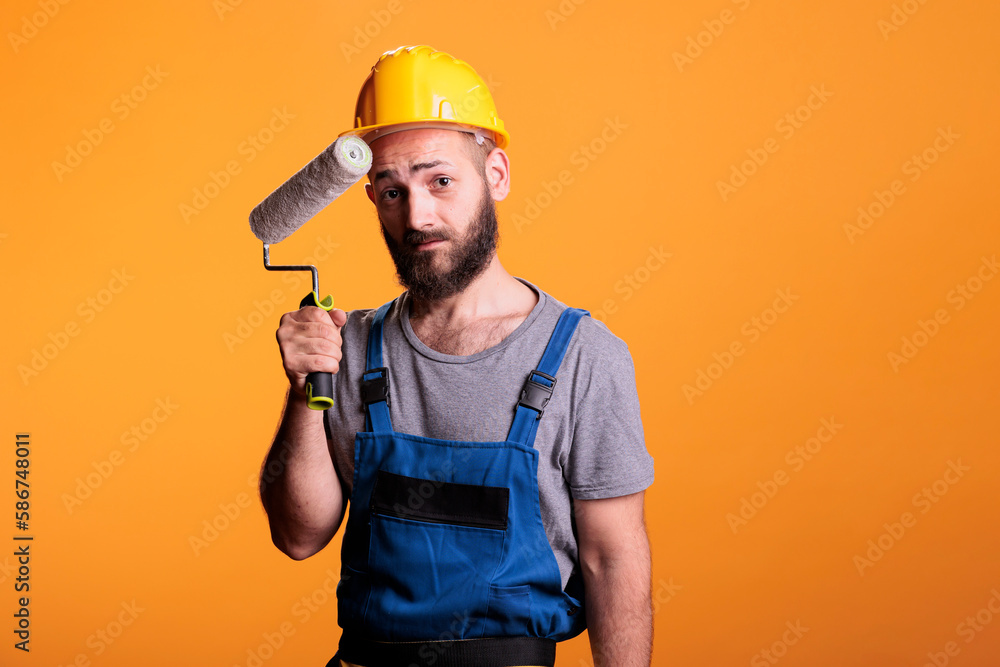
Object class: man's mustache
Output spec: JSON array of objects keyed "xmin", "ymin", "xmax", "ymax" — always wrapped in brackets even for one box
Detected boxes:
[{"xmin": 402, "ymin": 230, "xmax": 450, "ymax": 247}]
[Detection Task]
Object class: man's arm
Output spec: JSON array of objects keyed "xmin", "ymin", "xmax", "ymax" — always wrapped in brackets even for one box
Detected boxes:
[
  {"xmin": 259, "ymin": 305, "xmax": 349, "ymax": 560},
  {"xmin": 259, "ymin": 389, "xmax": 345, "ymax": 560},
  {"xmin": 576, "ymin": 490, "xmax": 652, "ymax": 666}
]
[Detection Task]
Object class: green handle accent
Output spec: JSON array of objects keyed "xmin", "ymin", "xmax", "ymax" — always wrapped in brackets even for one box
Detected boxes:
[
  {"xmin": 299, "ymin": 291, "xmax": 336, "ymax": 410},
  {"xmin": 306, "ymin": 379, "xmax": 335, "ymax": 410},
  {"xmin": 301, "ymin": 291, "xmax": 334, "ymax": 311}
]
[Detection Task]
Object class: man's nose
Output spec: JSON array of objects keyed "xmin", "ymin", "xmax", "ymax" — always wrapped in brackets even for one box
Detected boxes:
[{"xmin": 404, "ymin": 188, "xmax": 436, "ymax": 230}]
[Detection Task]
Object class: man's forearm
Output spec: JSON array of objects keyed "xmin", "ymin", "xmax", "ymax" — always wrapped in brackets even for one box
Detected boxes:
[
  {"xmin": 583, "ymin": 545, "xmax": 653, "ymax": 666},
  {"xmin": 259, "ymin": 389, "xmax": 345, "ymax": 560}
]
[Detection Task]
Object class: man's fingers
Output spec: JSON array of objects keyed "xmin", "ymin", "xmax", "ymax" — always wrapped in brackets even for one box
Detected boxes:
[
  {"xmin": 276, "ymin": 305, "xmax": 347, "ymax": 398},
  {"xmin": 279, "ymin": 314, "xmax": 341, "ymax": 341},
  {"xmin": 292, "ymin": 305, "xmax": 346, "ymax": 329},
  {"xmin": 287, "ymin": 350, "xmax": 341, "ymax": 375},
  {"xmin": 292, "ymin": 306, "xmax": 333, "ymax": 322},
  {"xmin": 329, "ymin": 308, "xmax": 347, "ymax": 328},
  {"xmin": 294, "ymin": 336, "xmax": 343, "ymax": 361}
]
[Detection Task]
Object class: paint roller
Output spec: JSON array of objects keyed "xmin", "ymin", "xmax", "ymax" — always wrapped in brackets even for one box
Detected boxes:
[{"xmin": 249, "ymin": 134, "xmax": 373, "ymax": 410}]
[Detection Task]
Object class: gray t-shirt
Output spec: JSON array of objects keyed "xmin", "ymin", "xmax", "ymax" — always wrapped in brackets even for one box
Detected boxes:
[{"xmin": 324, "ymin": 277, "xmax": 654, "ymax": 587}]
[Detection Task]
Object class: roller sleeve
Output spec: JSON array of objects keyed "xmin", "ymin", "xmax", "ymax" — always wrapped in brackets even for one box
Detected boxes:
[{"xmin": 249, "ymin": 135, "xmax": 372, "ymax": 244}]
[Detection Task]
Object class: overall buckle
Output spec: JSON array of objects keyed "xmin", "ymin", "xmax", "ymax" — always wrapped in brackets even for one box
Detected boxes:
[
  {"xmin": 361, "ymin": 367, "xmax": 390, "ymax": 407},
  {"xmin": 518, "ymin": 370, "xmax": 556, "ymax": 419}
]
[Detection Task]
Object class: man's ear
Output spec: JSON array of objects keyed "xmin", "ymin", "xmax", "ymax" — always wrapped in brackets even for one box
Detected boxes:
[
  {"xmin": 484, "ymin": 148, "xmax": 510, "ymax": 202},
  {"xmin": 365, "ymin": 181, "xmax": 375, "ymax": 204}
]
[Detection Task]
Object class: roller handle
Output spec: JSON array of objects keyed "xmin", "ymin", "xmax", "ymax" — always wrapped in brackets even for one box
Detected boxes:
[{"xmin": 299, "ymin": 291, "xmax": 336, "ymax": 410}]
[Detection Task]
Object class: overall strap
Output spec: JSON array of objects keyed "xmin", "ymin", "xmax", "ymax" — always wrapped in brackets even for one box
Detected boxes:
[
  {"xmin": 507, "ymin": 307, "xmax": 590, "ymax": 447},
  {"xmin": 362, "ymin": 299, "xmax": 396, "ymax": 434}
]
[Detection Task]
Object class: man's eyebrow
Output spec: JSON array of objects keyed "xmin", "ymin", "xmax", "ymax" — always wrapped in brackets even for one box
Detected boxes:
[{"xmin": 373, "ymin": 160, "xmax": 454, "ymax": 183}]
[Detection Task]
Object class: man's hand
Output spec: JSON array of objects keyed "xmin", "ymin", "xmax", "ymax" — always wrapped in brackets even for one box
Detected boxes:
[
  {"xmin": 576, "ymin": 491, "xmax": 652, "ymax": 666},
  {"xmin": 276, "ymin": 306, "xmax": 348, "ymax": 399}
]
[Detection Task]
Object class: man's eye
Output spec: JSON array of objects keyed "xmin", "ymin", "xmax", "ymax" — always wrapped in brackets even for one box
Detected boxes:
[
  {"xmin": 435, "ymin": 177, "xmax": 452, "ymax": 187},
  {"xmin": 381, "ymin": 189, "xmax": 400, "ymax": 201}
]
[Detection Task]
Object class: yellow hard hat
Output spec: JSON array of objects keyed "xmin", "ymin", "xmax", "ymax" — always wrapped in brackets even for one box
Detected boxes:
[{"xmin": 339, "ymin": 45, "xmax": 509, "ymax": 149}]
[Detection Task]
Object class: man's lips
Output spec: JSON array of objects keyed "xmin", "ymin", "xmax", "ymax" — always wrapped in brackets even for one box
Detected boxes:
[{"xmin": 413, "ymin": 239, "xmax": 444, "ymax": 251}]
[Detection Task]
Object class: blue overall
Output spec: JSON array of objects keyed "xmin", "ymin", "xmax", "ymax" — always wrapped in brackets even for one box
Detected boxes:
[{"xmin": 333, "ymin": 298, "xmax": 589, "ymax": 664}]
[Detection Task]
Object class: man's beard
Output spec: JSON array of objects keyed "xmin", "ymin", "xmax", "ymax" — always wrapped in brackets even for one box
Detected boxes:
[{"xmin": 379, "ymin": 188, "xmax": 499, "ymax": 302}]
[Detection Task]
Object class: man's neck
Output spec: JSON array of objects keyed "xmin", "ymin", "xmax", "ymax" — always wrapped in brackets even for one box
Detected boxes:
[{"xmin": 408, "ymin": 257, "xmax": 535, "ymax": 328}]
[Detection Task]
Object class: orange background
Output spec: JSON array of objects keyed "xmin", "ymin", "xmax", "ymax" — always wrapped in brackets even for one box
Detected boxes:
[{"xmin": 3, "ymin": 0, "xmax": 999, "ymax": 665}]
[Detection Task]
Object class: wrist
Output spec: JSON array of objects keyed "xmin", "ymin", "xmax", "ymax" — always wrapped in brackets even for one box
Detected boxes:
[{"xmin": 287, "ymin": 386, "xmax": 326, "ymax": 420}]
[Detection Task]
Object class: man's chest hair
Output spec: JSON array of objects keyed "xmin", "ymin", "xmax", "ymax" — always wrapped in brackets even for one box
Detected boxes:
[{"xmin": 411, "ymin": 314, "xmax": 524, "ymax": 356}]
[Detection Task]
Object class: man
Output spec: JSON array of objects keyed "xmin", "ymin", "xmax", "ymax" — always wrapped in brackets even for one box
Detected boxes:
[{"xmin": 259, "ymin": 45, "xmax": 654, "ymax": 667}]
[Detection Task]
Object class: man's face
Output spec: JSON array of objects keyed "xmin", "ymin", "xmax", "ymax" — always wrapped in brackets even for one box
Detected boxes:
[{"xmin": 365, "ymin": 129, "xmax": 501, "ymax": 302}]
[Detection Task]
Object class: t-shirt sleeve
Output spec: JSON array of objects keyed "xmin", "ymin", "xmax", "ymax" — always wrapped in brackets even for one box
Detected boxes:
[{"xmin": 566, "ymin": 323, "xmax": 655, "ymax": 500}]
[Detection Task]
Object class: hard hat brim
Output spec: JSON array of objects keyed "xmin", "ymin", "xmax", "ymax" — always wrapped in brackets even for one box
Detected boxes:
[{"xmin": 339, "ymin": 120, "xmax": 509, "ymax": 150}]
